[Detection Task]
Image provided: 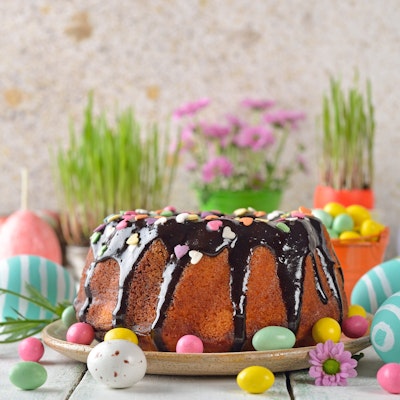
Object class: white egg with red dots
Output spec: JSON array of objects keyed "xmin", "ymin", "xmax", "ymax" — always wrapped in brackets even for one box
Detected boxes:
[{"xmin": 87, "ymin": 339, "xmax": 147, "ymax": 388}]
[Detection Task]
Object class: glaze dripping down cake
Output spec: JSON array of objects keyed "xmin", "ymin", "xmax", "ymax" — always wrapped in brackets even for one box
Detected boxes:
[{"xmin": 74, "ymin": 207, "xmax": 348, "ymax": 352}]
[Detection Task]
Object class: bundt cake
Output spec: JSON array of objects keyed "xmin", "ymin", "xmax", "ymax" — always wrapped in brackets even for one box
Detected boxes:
[{"xmin": 74, "ymin": 206, "xmax": 348, "ymax": 352}]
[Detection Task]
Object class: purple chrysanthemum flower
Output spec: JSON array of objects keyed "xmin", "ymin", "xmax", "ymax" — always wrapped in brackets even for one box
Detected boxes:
[
  {"xmin": 173, "ymin": 98, "xmax": 210, "ymax": 120},
  {"xmin": 201, "ymin": 156, "xmax": 234, "ymax": 183},
  {"xmin": 241, "ymin": 98, "xmax": 275, "ymax": 111},
  {"xmin": 234, "ymin": 125, "xmax": 275, "ymax": 150},
  {"xmin": 199, "ymin": 122, "xmax": 231, "ymax": 139},
  {"xmin": 264, "ymin": 109, "xmax": 306, "ymax": 129},
  {"xmin": 308, "ymin": 340, "xmax": 358, "ymax": 386}
]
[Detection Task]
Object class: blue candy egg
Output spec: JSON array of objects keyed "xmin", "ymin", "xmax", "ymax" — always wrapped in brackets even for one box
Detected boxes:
[
  {"xmin": 350, "ymin": 257, "xmax": 400, "ymax": 314},
  {"xmin": 0, "ymin": 255, "xmax": 76, "ymax": 321},
  {"xmin": 371, "ymin": 292, "xmax": 400, "ymax": 363}
]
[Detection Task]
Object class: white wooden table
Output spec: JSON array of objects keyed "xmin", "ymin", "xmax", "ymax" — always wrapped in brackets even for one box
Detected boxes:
[{"xmin": 0, "ymin": 341, "xmax": 393, "ymax": 399}]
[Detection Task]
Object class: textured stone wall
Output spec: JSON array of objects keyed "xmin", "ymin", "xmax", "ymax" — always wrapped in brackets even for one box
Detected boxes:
[{"xmin": 1, "ymin": 0, "xmax": 400, "ymax": 257}]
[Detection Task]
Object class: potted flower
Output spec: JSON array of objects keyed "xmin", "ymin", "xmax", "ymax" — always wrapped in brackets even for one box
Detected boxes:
[
  {"xmin": 314, "ymin": 74, "xmax": 375, "ymax": 209},
  {"xmin": 53, "ymin": 94, "xmax": 179, "ymax": 277},
  {"xmin": 172, "ymin": 98, "xmax": 306, "ymax": 213}
]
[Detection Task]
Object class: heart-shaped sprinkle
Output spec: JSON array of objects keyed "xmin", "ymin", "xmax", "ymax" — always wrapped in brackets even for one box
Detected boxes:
[
  {"xmin": 174, "ymin": 244, "xmax": 190, "ymax": 259},
  {"xmin": 189, "ymin": 250, "xmax": 203, "ymax": 264},
  {"xmin": 116, "ymin": 220, "xmax": 128, "ymax": 230},
  {"xmin": 154, "ymin": 216, "xmax": 167, "ymax": 225},
  {"xmin": 276, "ymin": 222, "xmax": 290, "ymax": 233},
  {"xmin": 222, "ymin": 226, "xmax": 236, "ymax": 240},
  {"xmin": 176, "ymin": 213, "xmax": 189, "ymax": 223},
  {"xmin": 126, "ymin": 233, "xmax": 140, "ymax": 246},
  {"xmin": 239, "ymin": 217, "xmax": 253, "ymax": 226},
  {"xmin": 233, "ymin": 208, "xmax": 248, "ymax": 217},
  {"xmin": 206, "ymin": 220, "xmax": 223, "ymax": 231}
]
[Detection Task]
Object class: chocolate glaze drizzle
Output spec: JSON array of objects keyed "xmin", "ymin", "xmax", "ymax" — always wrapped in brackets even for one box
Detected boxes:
[{"xmin": 77, "ymin": 208, "xmax": 344, "ymax": 351}]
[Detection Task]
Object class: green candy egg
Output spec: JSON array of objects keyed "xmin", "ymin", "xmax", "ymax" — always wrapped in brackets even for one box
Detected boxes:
[
  {"xmin": 252, "ymin": 326, "xmax": 296, "ymax": 351},
  {"xmin": 327, "ymin": 228, "xmax": 339, "ymax": 238},
  {"xmin": 9, "ymin": 361, "xmax": 47, "ymax": 390},
  {"xmin": 312, "ymin": 209, "xmax": 333, "ymax": 228},
  {"xmin": 62, "ymin": 304, "xmax": 77, "ymax": 328},
  {"xmin": 332, "ymin": 213, "xmax": 354, "ymax": 234}
]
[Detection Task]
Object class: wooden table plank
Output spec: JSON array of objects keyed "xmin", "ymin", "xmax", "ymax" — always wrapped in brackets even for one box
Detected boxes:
[
  {"xmin": 288, "ymin": 346, "xmax": 392, "ymax": 399},
  {"xmin": 70, "ymin": 371, "xmax": 291, "ymax": 399},
  {"xmin": 0, "ymin": 342, "xmax": 86, "ymax": 400}
]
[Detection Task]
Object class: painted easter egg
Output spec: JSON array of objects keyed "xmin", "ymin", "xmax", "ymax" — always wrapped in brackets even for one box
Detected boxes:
[
  {"xmin": 370, "ymin": 292, "xmax": 400, "ymax": 363},
  {"xmin": 350, "ymin": 258, "xmax": 400, "ymax": 314},
  {"xmin": 0, "ymin": 255, "xmax": 76, "ymax": 321}
]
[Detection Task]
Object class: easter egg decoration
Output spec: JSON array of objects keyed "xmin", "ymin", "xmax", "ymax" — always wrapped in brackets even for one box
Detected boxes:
[
  {"xmin": 370, "ymin": 291, "xmax": 400, "ymax": 363},
  {"xmin": 0, "ymin": 170, "xmax": 62, "ymax": 264},
  {"xmin": 0, "ymin": 255, "xmax": 76, "ymax": 322},
  {"xmin": 350, "ymin": 257, "xmax": 400, "ymax": 314}
]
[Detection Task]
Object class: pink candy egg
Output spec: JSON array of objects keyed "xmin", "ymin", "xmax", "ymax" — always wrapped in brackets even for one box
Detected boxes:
[
  {"xmin": 377, "ymin": 363, "xmax": 400, "ymax": 394},
  {"xmin": 66, "ymin": 322, "xmax": 95, "ymax": 345},
  {"xmin": 176, "ymin": 335, "xmax": 204, "ymax": 353},
  {"xmin": 18, "ymin": 337, "xmax": 45, "ymax": 362},
  {"xmin": 342, "ymin": 315, "xmax": 369, "ymax": 338}
]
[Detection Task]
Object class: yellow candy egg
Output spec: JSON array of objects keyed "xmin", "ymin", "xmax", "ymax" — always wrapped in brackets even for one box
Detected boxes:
[
  {"xmin": 312, "ymin": 317, "xmax": 341, "ymax": 343},
  {"xmin": 323, "ymin": 202, "xmax": 347, "ymax": 218},
  {"xmin": 339, "ymin": 231, "xmax": 361, "ymax": 240},
  {"xmin": 360, "ymin": 219, "xmax": 385, "ymax": 238},
  {"xmin": 346, "ymin": 205, "xmax": 371, "ymax": 229},
  {"xmin": 236, "ymin": 366, "xmax": 275, "ymax": 394},
  {"xmin": 104, "ymin": 328, "xmax": 139, "ymax": 344},
  {"xmin": 348, "ymin": 304, "xmax": 367, "ymax": 318}
]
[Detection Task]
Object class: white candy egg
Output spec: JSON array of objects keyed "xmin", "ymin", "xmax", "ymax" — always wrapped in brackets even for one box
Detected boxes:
[
  {"xmin": 371, "ymin": 291, "xmax": 400, "ymax": 363},
  {"xmin": 0, "ymin": 255, "xmax": 76, "ymax": 321},
  {"xmin": 351, "ymin": 257, "xmax": 400, "ymax": 314},
  {"xmin": 87, "ymin": 340, "xmax": 147, "ymax": 388}
]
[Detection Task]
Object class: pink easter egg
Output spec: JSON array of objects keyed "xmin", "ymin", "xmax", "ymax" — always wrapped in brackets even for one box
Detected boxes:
[
  {"xmin": 66, "ymin": 322, "xmax": 95, "ymax": 345},
  {"xmin": 176, "ymin": 335, "xmax": 204, "ymax": 353},
  {"xmin": 377, "ymin": 363, "xmax": 400, "ymax": 394},
  {"xmin": 18, "ymin": 337, "xmax": 45, "ymax": 362},
  {"xmin": 0, "ymin": 210, "xmax": 62, "ymax": 264}
]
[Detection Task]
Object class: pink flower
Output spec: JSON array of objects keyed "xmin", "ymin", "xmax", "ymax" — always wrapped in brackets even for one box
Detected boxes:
[
  {"xmin": 234, "ymin": 125, "xmax": 275, "ymax": 150},
  {"xmin": 264, "ymin": 109, "xmax": 306, "ymax": 129},
  {"xmin": 308, "ymin": 340, "xmax": 358, "ymax": 386},
  {"xmin": 180, "ymin": 124, "xmax": 196, "ymax": 150},
  {"xmin": 173, "ymin": 98, "xmax": 210, "ymax": 120},
  {"xmin": 201, "ymin": 156, "xmax": 234, "ymax": 183},
  {"xmin": 199, "ymin": 122, "xmax": 231, "ymax": 139},
  {"xmin": 241, "ymin": 98, "xmax": 275, "ymax": 111}
]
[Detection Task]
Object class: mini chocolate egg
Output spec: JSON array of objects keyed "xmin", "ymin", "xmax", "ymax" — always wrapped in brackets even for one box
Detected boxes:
[
  {"xmin": 176, "ymin": 335, "xmax": 204, "ymax": 353},
  {"xmin": 332, "ymin": 213, "xmax": 354, "ymax": 234},
  {"xmin": 351, "ymin": 258, "xmax": 400, "ymax": 314},
  {"xmin": 371, "ymin": 292, "xmax": 400, "ymax": 363},
  {"xmin": 341, "ymin": 316, "xmax": 369, "ymax": 338},
  {"xmin": 377, "ymin": 363, "xmax": 400, "ymax": 394},
  {"xmin": 0, "ymin": 255, "xmax": 76, "ymax": 321},
  {"xmin": 9, "ymin": 361, "xmax": 47, "ymax": 390},
  {"xmin": 252, "ymin": 326, "xmax": 296, "ymax": 351},
  {"xmin": 87, "ymin": 340, "xmax": 147, "ymax": 388},
  {"xmin": 311, "ymin": 209, "xmax": 333, "ymax": 228}
]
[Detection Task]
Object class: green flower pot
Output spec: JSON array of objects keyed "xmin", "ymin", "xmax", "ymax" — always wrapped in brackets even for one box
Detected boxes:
[{"xmin": 197, "ymin": 189, "xmax": 283, "ymax": 214}]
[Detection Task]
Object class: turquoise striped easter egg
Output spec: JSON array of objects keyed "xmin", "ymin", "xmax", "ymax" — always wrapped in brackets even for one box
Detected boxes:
[
  {"xmin": 371, "ymin": 291, "xmax": 400, "ymax": 363},
  {"xmin": 0, "ymin": 255, "xmax": 77, "ymax": 321},
  {"xmin": 350, "ymin": 257, "xmax": 400, "ymax": 313}
]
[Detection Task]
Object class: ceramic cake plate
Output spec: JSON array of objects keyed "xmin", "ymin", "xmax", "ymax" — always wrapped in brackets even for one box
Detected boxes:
[{"xmin": 42, "ymin": 320, "xmax": 371, "ymax": 376}]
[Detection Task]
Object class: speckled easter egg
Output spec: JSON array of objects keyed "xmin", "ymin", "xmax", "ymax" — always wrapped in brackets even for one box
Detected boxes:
[
  {"xmin": 351, "ymin": 258, "xmax": 400, "ymax": 314},
  {"xmin": 0, "ymin": 255, "xmax": 76, "ymax": 321},
  {"xmin": 371, "ymin": 292, "xmax": 400, "ymax": 363}
]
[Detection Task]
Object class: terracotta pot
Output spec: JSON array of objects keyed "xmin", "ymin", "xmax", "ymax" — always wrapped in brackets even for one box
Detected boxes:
[
  {"xmin": 331, "ymin": 227, "xmax": 390, "ymax": 302},
  {"xmin": 313, "ymin": 185, "xmax": 374, "ymax": 209},
  {"xmin": 197, "ymin": 188, "xmax": 282, "ymax": 214}
]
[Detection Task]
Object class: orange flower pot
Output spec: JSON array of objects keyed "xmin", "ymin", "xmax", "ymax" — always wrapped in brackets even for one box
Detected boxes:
[
  {"xmin": 331, "ymin": 227, "xmax": 390, "ymax": 302},
  {"xmin": 313, "ymin": 185, "xmax": 374, "ymax": 209}
]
